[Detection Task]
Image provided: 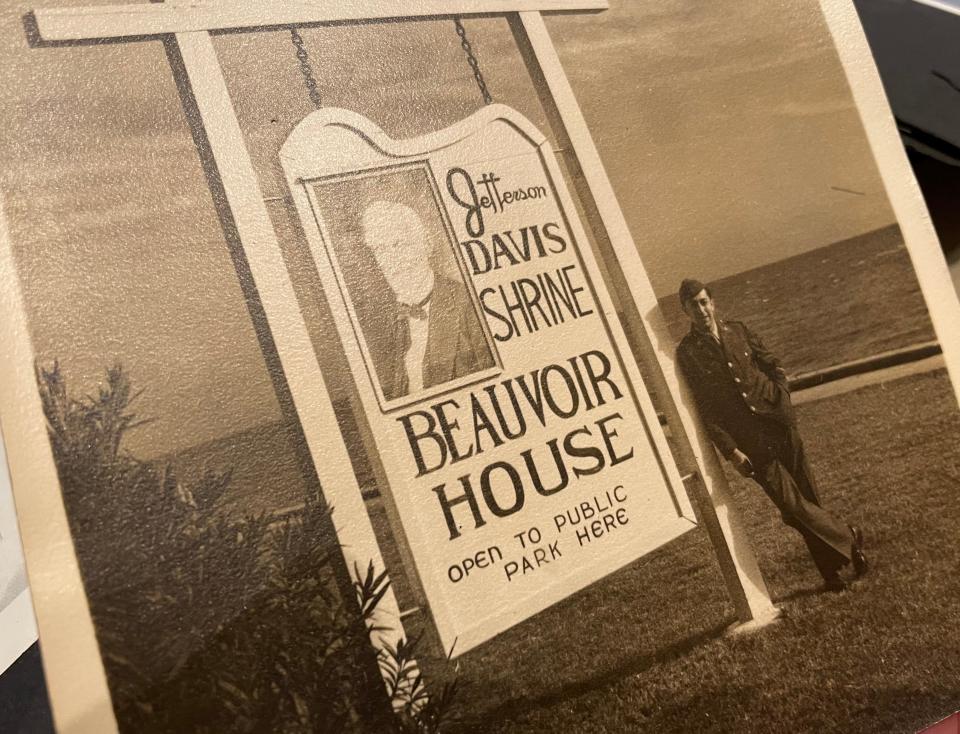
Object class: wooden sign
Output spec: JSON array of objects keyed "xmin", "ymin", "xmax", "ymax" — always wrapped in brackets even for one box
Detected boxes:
[{"xmin": 281, "ymin": 105, "xmax": 695, "ymax": 654}]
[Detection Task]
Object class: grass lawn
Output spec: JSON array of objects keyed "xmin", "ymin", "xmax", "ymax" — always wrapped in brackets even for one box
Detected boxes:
[{"xmin": 420, "ymin": 370, "xmax": 960, "ymax": 733}]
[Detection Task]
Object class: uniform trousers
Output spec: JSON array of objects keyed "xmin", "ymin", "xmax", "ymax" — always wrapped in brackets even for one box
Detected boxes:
[{"xmin": 738, "ymin": 415, "xmax": 851, "ymax": 579}]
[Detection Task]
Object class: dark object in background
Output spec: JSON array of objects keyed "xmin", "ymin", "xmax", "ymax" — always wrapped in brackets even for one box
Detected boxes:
[
  {"xmin": 904, "ymin": 140, "xmax": 960, "ymax": 258},
  {"xmin": 0, "ymin": 644, "xmax": 53, "ymax": 734},
  {"xmin": 855, "ymin": 0, "xmax": 960, "ymax": 258}
]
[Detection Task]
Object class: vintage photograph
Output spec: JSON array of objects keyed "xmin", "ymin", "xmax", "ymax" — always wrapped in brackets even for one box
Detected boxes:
[
  {"xmin": 0, "ymin": 0, "xmax": 958, "ymax": 733},
  {"xmin": 307, "ymin": 164, "xmax": 498, "ymax": 409}
]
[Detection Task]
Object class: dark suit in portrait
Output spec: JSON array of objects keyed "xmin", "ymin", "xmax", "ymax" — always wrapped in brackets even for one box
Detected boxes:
[
  {"xmin": 367, "ymin": 275, "xmax": 495, "ymax": 402},
  {"xmin": 675, "ymin": 279, "xmax": 866, "ymax": 590},
  {"xmin": 352, "ymin": 197, "xmax": 496, "ymax": 404}
]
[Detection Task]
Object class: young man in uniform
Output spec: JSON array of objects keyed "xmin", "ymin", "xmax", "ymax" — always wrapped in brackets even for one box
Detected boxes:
[{"xmin": 675, "ymin": 279, "xmax": 867, "ymax": 592}]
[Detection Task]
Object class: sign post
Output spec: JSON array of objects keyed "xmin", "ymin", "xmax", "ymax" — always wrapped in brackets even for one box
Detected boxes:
[{"xmin": 510, "ymin": 11, "xmax": 780, "ymax": 625}]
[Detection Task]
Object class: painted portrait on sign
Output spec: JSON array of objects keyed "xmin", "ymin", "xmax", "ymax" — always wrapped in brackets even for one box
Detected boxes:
[{"xmin": 306, "ymin": 165, "xmax": 499, "ymax": 410}]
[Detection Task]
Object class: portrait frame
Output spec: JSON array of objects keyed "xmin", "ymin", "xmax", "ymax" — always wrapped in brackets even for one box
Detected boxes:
[{"xmin": 301, "ymin": 160, "xmax": 503, "ymax": 413}]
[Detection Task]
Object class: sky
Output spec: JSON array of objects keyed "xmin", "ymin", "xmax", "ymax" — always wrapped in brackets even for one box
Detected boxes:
[{"xmin": 0, "ymin": 0, "xmax": 896, "ymax": 456}]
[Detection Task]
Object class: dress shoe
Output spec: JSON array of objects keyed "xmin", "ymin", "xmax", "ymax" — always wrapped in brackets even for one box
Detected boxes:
[{"xmin": 849, "ymin": 525, "xmax": 868, "ymax": 577}]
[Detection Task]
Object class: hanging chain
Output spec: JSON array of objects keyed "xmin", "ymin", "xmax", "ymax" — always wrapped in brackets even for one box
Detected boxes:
[
  {"xmin": 454, "ymin": 18, "xmax": 493, "ymax": 105},
  {"xmin": 291, "ymin": 21, "xmax": 489, "ymax": 109},
  {"xmin": 290, "ymin": 27, "xmax": 323, "ymax": 109}
]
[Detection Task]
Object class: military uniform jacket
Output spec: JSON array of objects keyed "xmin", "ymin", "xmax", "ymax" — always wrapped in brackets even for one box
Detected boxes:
[{"xmin": 676, "ymin": 320, "xmax": 794, "ymax": 460}]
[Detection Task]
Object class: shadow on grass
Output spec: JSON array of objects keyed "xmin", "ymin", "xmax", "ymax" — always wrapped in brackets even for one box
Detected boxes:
[
  {"xmin": 774, "ymin": 572, "xmax": 874, "ymax": 605},
  {"xmin": 462, "ymin": 616, "xmax": 736, "ymax": 730},
  {"xmin": 647, "ymin": 682, "xmax": 960, "ymax": 734},
  {"xmin": 773, "ymin": 583, "xmax": 829, "ymax": 605}
]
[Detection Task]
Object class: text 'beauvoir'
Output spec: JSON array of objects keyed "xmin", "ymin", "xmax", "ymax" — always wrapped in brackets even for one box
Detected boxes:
[{"xmin": 397, "ymin": 349, "xmax": 636, "ymax": 540}]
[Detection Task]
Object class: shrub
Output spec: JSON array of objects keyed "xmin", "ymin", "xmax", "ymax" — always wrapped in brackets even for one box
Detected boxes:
[{"xmin": 35, "ymin": 362, "xmax": 456, "ymax": 732}]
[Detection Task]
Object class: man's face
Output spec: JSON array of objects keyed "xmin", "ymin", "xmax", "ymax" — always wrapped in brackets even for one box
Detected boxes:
[
  {"xmin": 683, "ymin": 289, "xmax": 717, "ymax": 333},
  {"xmin": 362, "ymin": 201, "xmax": 433, "ymax": 303},
  {"xmin": 368, "ymin": 211, "xmax": 430, "ymax": 285}
]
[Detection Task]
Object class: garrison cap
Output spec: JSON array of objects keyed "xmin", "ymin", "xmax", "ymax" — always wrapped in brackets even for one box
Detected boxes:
[{"xmin": 678, "ymin": 278, "xmax": 708, "ymax": 305}]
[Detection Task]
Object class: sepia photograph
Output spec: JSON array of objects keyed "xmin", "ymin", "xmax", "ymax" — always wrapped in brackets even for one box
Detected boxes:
[{"xmin": 0, "ymin": 0, "xmax": 958, "ymax": 733}]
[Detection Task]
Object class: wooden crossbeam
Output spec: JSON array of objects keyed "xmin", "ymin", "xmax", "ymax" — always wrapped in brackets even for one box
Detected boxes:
[{"xmin": 33, "ymin": 0, "xmax": 607, "ymax": 42}]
